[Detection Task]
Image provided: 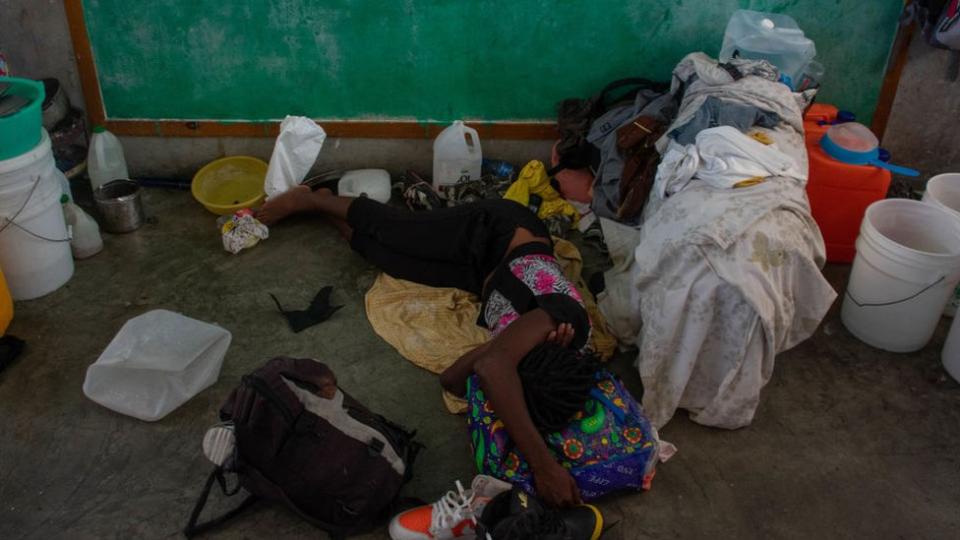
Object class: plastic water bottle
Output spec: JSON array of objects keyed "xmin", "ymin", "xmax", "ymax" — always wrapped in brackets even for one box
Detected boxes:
[
  {"xmin": 432, "ymin": 121, "xmax": 482, "ymax": 191},
  {"xmin": 61, "ymin": 195, "xmax": 103, "ymax": 259},
  {"xmin": 87, "ymin": 125, "xmax": 129, "ymax": 190},
  {"xmin": 482, "ymin": 158, "xmax": 517, "ymax": 180},
  {"xmin": 719, "ymin": 10, "xmax": 816, "ymax": 84}
]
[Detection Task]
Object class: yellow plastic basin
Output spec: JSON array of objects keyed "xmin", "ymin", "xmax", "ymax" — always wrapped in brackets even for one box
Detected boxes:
[
  {"xmin": 0, "ymin": 267, "xmax": 12, "ymax": 336},
  {"xmin": 191, "ymin": 156, "xmax": 268, "ymax": 215}
]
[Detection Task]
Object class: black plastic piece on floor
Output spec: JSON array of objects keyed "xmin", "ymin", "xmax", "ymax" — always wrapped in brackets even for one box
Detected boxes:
[
  {"xmin": 270, "ymin": 286, "xmax": 343, "ymax": 333},
  {"xmin": 0, "ymin": 335, "xmax": 26, "ymax": 375}
]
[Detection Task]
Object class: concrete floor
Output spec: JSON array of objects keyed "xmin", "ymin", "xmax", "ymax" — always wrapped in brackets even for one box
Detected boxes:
[{"xmin": 1, "ymin": 187, "xmax": 959, "ymax": 540}]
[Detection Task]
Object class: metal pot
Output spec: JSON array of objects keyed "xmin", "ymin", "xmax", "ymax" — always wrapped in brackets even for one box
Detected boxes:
[
  {"xmin": 94, "ymin": 179, "xmax": 144, "ymax": 233},
  {"xmin": 41, "ymin": 78, "xmax": 69, "ymax": 130}
]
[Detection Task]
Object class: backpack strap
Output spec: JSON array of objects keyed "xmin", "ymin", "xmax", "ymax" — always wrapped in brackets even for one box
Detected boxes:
[
  {"xmin": 182, "ymin": 466, "xmax": 360, "ymax": 540},
  {"xmin": 238, "ymin": 464, "xmax": 360, "ymax": 539},
  {"xmin": 183, "ymin": 467, "xmax": 259, "ymax": 538},
  {"xmin": 595, "ymin": 77, "xmax": 670, "ymax": 110}
]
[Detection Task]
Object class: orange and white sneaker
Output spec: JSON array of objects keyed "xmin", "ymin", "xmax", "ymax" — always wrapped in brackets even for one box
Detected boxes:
[{"xmin": 389, "ymin": 475, "xmax": 512, "ymax": 540}]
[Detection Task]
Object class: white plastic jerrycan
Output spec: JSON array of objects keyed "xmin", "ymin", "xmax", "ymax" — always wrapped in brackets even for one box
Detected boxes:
[
  {"xmin": 432, "ymin": 121, "xmax": 482, "ymax": 191},
  {"xmin": 87, "ymin": 125, "xmax": 129, "ymax": 191}
]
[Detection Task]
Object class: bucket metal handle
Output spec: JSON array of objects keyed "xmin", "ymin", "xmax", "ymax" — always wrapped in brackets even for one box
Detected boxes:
[
  {"xmin": 845, "ymin": 275, "xmax": 946, "ymax": 307},
  {"xmin": 0, "ymin": 175, "xmax": 71, "ymax": 243}
]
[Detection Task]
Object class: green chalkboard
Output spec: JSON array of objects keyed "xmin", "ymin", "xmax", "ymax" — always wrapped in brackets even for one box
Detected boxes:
[{"xmin": 82, "ymin": 0, "xmax": 902, "ymax": 125}]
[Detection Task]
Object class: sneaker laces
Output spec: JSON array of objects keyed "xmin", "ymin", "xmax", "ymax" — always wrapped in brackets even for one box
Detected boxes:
[{"xmin": 430, "ymin": 480, "xmax": 478, "ymax": 533}]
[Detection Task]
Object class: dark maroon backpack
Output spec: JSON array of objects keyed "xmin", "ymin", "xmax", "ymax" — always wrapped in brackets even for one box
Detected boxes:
[{"xmin": 184, "ymin": 357, "xmax": 422, "ymax": 538}]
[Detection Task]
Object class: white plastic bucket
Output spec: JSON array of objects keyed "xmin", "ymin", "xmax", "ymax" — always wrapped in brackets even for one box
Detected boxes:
[
  {"xmin": 922, "ymin": 173, "xmax": 960, "ymax": 316},
  {"xmin": 841, "ymin": 199, "xmax": 960, "ymax": 352},
  {"xmin": 941, "ymin": 313, "xmax": 960, "ymax": 383},
  {"xmin": 0, "ymin": 130, "xmax": 74, "ymax": 300}
]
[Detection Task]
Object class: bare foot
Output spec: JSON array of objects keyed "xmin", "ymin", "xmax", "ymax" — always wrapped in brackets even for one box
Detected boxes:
[{"xmin": 258, "ymin": 186, "xmax": 330, "ymax": 226}]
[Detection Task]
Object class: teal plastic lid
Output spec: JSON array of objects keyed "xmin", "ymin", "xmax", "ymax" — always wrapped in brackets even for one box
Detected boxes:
[{"xmin": 93, "ymin": 125, "xmax": 105, "ymax": 133}]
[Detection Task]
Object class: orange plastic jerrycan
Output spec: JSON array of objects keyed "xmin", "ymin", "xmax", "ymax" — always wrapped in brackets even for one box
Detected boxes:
[{"xmin": 803, "ymin": 105, "xmax": 891, "ymax": 263}]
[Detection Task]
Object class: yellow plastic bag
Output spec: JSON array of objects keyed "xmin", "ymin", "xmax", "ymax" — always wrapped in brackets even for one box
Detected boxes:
[{"xmin": 504, "ymin": 160, "xmax": 579, "ymax": 227}]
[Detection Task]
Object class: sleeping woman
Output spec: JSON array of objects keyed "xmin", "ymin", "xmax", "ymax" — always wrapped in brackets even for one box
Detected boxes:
[{"xmin": 259, "ymin": 186, "xmax": 595, "ymax": 507}]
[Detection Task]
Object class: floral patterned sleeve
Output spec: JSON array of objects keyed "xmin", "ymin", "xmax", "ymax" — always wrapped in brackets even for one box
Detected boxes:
[{"xmin": 483, "ymin": 254, "xmax": 593, "ymax": 353}]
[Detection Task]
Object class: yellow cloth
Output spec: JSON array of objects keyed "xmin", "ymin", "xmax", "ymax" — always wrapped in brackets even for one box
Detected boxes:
[
  {"xmin": 551, "ymin": 238, "xmax": 619, "ymax": 361},
  {"xmin": 503, "ymin": 160, "xmax": 579, "ymax": 228},
  {"xmin": 364, "ymin": 239, "xmax": 617, "ymax": 414},
  {"xmin": 365, "ymin": 274, "xmax": 483, "ymax": 413}
]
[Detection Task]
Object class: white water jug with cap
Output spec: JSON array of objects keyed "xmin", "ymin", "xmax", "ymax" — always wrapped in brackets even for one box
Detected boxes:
[
  {"xmin": 432, "ymin": 121, "xmax": 482, "ymax": 191},
  {"xmin": 87, "ymin": 125, "xmax": 129, "ymax": 190},
  {"xmin": 719, "ymin": 9, "xmax": 816, "ymax": 85}
]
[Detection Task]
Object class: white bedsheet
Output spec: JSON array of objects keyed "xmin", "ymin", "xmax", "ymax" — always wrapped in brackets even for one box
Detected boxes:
[{"xmin": 598, "ymin": 53, "xmax": 837, "ymax": 429}]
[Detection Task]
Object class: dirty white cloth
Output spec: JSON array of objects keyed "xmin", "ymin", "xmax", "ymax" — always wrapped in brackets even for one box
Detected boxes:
[
  {"xmin": 598, "ymin": 52, "xmax": 836, "ymax": 429},
  {"xmin": 218, "ymin": 214, "xmax": 269, "ymax": 254},
  {"xmin": 654, "ymin": 126, "xmax": 805, "ymax": 197},
  {"xmin": 264, "ymin": 115, "xmax": 326, "ymax": 199},
  {"xmin": 655, "ymin": 52, "xmax": 815, "ymax": 154},
  {"xmin": 599, "ymin": 184, "xmax": 835, "ymax": 429}
]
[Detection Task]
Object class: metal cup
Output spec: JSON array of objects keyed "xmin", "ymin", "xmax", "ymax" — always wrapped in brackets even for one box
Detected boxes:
[{"xmin": 94, "ymin": 179, "xmax": 144, "ymax": 233}]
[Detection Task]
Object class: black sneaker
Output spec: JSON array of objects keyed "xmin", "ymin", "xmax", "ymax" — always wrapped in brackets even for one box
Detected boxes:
[{"xmin": 476, "ymin": 487, "xmax": 604, "ymax": 540}]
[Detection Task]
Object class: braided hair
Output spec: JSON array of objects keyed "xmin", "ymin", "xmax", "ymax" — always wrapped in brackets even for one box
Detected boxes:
[{"xmin": 517, "ymin": 343, "xmax": 600, "ymax": 433}]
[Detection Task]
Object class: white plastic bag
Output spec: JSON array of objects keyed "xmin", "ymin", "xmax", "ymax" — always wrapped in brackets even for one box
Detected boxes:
[
  {"xmin": 83, "ymin": 310, "xmax": 232, "ymax": 421},
  {"xmin": 62, "ymin": 200, "xmax": 103, "ymax": 259},
  {"xmin": 337, "ymin": 169, "xmax": 391, "ymax": 203},
  {"xmin": 264, "ymin": 115, "xmax": 327, "ymax": 199}
]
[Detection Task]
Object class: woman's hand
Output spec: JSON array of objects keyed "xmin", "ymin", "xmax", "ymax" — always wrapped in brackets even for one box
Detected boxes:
[
  {"xmin": 533, "ymin": 460, "xmax": 583, "ymax": 508},
  {"xmin": 545, "ymin": 322, "xmax": 575, "ymax": 348}
]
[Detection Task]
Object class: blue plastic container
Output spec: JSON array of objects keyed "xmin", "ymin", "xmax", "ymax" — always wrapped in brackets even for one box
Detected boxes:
[{"xmin": 819, "ymin": 122, "xmax": 919, "ymax": 177}]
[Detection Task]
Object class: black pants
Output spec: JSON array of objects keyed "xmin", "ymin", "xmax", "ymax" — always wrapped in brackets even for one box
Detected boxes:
[{"xmin": 346, "ymin": 198, "xmax": 549, "ymax": 295}]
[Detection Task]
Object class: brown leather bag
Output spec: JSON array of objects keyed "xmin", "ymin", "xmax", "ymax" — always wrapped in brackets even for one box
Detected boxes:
[
  {"xmin": 553, "ymin": 78, "xmax": 670, "ymax": 174},
  {"xmin": 615, "ymin": 115, "xmax": 666, "ymax": 222}
]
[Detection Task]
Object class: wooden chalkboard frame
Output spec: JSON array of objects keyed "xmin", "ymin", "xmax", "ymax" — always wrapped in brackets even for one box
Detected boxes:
[
  {"xmin": 63, "ymin": 0, "xmax": 555, "ymax": 139},
  {"xmin": 64, "ymin": 0, "xmax": 907, "ymax": 140}
]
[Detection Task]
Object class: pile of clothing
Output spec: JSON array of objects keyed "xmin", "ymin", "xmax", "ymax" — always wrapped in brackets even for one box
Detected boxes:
[{"xmin": 581, "ymin": 53, "xmax": 837, "ymax": 429}]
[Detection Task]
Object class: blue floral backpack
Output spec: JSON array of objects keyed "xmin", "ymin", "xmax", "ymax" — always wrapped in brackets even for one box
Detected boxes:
[{"xmin": 466, "ymin": 371, "xmax": 659, "ymax": 501}]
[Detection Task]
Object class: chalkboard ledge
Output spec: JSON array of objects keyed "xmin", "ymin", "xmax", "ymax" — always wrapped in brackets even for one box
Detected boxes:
[{"xmin": 100, "ymin": 120, "xmax": 559, "ymax": 140}]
